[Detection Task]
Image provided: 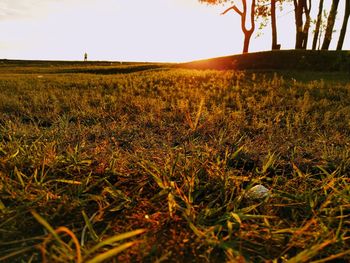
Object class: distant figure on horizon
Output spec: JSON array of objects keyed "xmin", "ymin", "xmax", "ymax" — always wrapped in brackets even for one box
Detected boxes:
[{"xmin": 84, "ymin": 52, "xmax": 88, "ymax": 62}]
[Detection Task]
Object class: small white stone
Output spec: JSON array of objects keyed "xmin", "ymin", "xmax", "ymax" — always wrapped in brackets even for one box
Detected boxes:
[{"xmin": 245, "ymin": 185, "xmax": 270, "ymax": 200}]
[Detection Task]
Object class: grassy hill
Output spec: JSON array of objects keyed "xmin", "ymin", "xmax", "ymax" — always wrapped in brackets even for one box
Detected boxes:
[
  {"xmin": 181, "ymin": 50, "xmax": 350, "ymax": 71},
  {"xmin": 3, "ymin": 50, "xmax": 350, "ymax": 73}
]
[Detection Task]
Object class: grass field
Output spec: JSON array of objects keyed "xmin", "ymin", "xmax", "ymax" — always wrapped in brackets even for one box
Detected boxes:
[{"xmin": 0, "ymin": 60, "xmax": 350, "ymax": 262}]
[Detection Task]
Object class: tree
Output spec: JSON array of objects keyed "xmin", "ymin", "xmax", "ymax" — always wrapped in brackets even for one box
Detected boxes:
[
  {"xmin": 249, "ymin": 0, "xmax": 283, "ymax": 50},
  {"xmin": 321, "ymin": 0, "xmax": 340, "ymax": 50},
  {"xmin": 271, "ymin": 0, "xmax": 279, "ymax": 49},
  {"xmin": 312, "ymin": 0, "xmax": 324, "ymax": 50},
  {"xmin": 293, "ymin": 0, "xmax": 304, "ymax": 49},
  {"xmin": 293, "ymin": 0, "xmax": 311, "ymax": 49},
  {"xmin": 301, "ymin": 0, "xmax": 311, "ymax": 49},
  {"xmin": 337, "ymin": 0, "xmax": 350, "ymax": 50},
  {"xmin": 199, "ymin": 0, "xmax": 256, "ymax": 54}
]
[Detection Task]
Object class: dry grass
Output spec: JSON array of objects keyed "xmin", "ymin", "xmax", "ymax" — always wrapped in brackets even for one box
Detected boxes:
[{"xmin": 0, "ymin": 62, "xmax": 349, "ymax": 262}]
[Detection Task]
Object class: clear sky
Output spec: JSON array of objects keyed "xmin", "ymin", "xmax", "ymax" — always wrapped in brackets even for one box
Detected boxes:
[{"xmin": 0, "ymin": 0, "xmax": 349, "ymax": 62}]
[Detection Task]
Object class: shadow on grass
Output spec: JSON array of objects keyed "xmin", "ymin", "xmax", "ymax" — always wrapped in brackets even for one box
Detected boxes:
[
  {"xmin": 57, "ymin": 64, "xmax": 166, "ymax": 75},
  {"xmin": 0, "ymin": 60, "xmax": 170, "ymax": 75}
]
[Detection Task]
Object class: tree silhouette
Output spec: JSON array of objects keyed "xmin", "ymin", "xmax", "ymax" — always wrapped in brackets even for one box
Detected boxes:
[
  {"xmin": 301, "ymin": 0, "xmax": 311, "ymax": 49},
  {"xmin": 293, "ymin": 0, "xmax": 311, "ymax": 49},
  {"xmin": 199, "ymin": 0, "xmax": 256, "ymax": 53},
  {"xmin": 271, "ymin": 0, "xmax": 279, "ymax": 49},
  {"xmin": 322, "ymin": 0, "xmax": 340, "ymax": 50},
  {"xmin": 337, "ymin": 0, "xmax": 350, "ymax": 50},
  {"xmin": 257, "ymin": 0, "xmax": 283, "ymax": 50},
  {"xmin": 312, "ymin": 0, "xmax": 324, "ymax": 50}
]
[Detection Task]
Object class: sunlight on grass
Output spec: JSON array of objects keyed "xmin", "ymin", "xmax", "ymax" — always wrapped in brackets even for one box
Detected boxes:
[{"xmin": 0, "ymin": 62, "xmax": 349, "ymax": 261}]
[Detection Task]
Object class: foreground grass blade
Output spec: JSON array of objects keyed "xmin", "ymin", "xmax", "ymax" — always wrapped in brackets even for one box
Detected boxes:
[
  {"xmin": 31, "ymin": 211, "xmax": 63, "ymax": 244},
  {"xmin": 54, "ymin": 226, "xmax": 82, "ymax": 263},
  {"xmin": 86, "ymin": 241, "xmax": 139, "ymax": 263},
  {"xmin": 286, "ymin": 240, "xmax": 334, "ymax": 263},
  {"xmin": 139, "ymin": 162, "xmax": 166, "ymax": 189},
  {"xmin": 0, "ymin": 247, "xmax": 33, "ymax": 261},
  {"xmin": 0, "ymin": 199, "xmax": 6, "ymax": 212},
  {"xmin": 85, "ymin": 229, "xmax": 145, "ymax": 256},
  {"xmin": 82, "ymin": 210, "xmax": 99, "ymax": 242},
  {"xmin": 311, "ymin": 249, "xmax": 350, "ymax": 263}
]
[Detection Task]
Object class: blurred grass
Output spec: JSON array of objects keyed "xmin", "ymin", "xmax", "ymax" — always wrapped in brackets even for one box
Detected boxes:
[{"xmin": 0, "ymin": 60, "xmax": 349, "ymax": 262}]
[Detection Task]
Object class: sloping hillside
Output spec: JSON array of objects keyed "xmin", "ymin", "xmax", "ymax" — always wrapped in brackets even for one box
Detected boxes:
[{"xmin": 181, "ymin": 50, "xmax": 350, "ymax": 71}]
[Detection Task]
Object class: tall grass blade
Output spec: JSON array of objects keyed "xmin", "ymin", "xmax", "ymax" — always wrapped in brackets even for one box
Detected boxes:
[
  {"xmin": 31, "ymin": 210, "xmax": 63, "ymax": 244},
  {"xmin": 231, "ymin": 146, "xmax": 244, "ymax": 160},
  {"xmin": 193, "ymin": 98, "xmax": 204, "ymax": 131},
  {"xmin": 139, "ymin": 162, "xmax": 165, "ymax": 189},
  {"xmin": 311, "ymin": 249, "xmax": 350, "ymax": 263},
  {"xmin": 82, "ymin": 211, "xmax": 99, "ymax": 242},
  {"xmin": 86, "ymin": 229, "xmax": 145, "ymax": 256},
  {"xmin": 0, "ymin": 247, "xmax": 33, "ymax": 261},
  {"xmin": 14, "ymin": 167, "xmax": 25, "ymax": 188},
  {"xmin": 54, "ymin": 226, "xmax": 82, "ymax": 263},
  {"xmin": 286, "ymin": 240, "xmax": 334, "ymax": 263},
  {"xmin": 86, "ymin": 241, "xmax": 138, "ymax": 263},
  {"xmin": 0, "ymin": 199, "xmax": 6, "ymax": 212}
]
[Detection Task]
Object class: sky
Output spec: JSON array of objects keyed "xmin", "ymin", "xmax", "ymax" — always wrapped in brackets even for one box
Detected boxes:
[{"xmin": 0, "ymin": 0, "xmax": 349, "ymax": 62}]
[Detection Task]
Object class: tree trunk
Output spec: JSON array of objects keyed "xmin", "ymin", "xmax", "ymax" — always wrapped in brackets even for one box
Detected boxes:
[
  {"xmin": 337, "ymin": 0, "xmax": 350, "ymax": 50},
  {"xmin": 221, "ymin": 0, "xmax": 256, "ymax": 54},
  {"xmin": 321, "ymin": 0, "xmax": 340, "ymax": 50},
  {"xmin": 241, "ymin": 0, "xmax": 256, "ymax": 53},
  {"xmin": 243, "ymin": 30, "xmax": 253, "ymax": 53},
  {"xmin": 301, "ymin": 0, "xmax": 311, "ymax": 49},
  {"xmin": 294, "ymin": 0, "xmax": 305, "ymax": 49},
  {"xmin": 312, "ymin": 0, "xmax": 324, "ymax": 50},
  {"xmin": 271, "ymin": 0, "xmax": 279, "ymax": 50}
]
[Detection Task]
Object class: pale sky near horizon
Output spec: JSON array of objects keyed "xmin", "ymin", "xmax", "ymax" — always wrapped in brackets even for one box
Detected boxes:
[{"xmin": 0, "ymin": 0, "xmax": 349, "ymax": 62}]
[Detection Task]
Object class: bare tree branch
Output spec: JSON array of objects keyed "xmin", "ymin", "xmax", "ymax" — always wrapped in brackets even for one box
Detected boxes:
[{"xmin": 221, "ymin": 5, "xmax": 243, "ymax": 16}]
